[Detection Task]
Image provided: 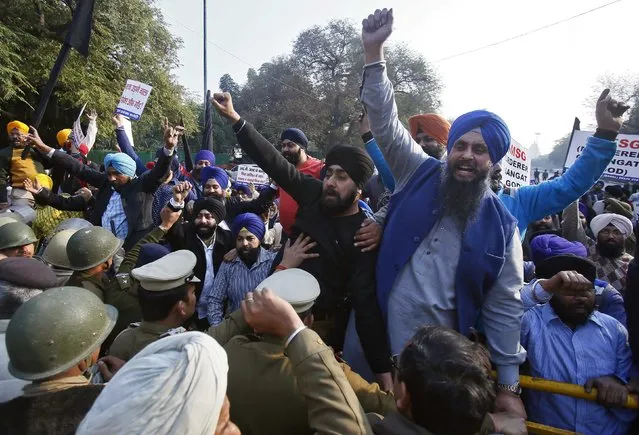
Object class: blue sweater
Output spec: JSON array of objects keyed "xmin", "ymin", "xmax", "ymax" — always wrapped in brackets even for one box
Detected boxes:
[
  {"xmin": 364, "ymin": 137, "xmax": 395, "ymax": 192},
  {"xmin": 499, "ymin": 135, "xmax": 616, "ymax": 237}
]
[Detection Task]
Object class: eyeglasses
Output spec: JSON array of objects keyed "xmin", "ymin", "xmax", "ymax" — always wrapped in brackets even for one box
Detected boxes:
[{"xmin": 599, "ymin": 228, "xmax": 623, "ymax": 237}]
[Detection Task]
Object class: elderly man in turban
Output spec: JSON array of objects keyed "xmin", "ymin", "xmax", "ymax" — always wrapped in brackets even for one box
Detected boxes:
[
  {"xmin": 199, "ymin": 165, "xmax": 277, "ymax": 227},
  {"xmin": 0, "ymin": 121, "xmax": 47, "ymax": 213},
  {"xmin": 26, "ymin": 124, "xmax": 177, "ymax": 250},
  {"xmin": 408, "ymin": 113, "xmax": 451, "ymax": 160},
  {"xmin": 523, "ymin": 234, "xmax": 626, "ymax": 325},
  {"xmin": 212, "ymin": 92, "xmax": 394, "ymax": 391},
  {"xmin": 359, "ymin": 8, "xmax": 526, "ymax": 415}
]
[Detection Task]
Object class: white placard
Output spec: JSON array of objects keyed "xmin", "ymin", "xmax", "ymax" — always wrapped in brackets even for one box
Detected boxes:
[
  {"xmin": 502, "ymin": 139, "xmax": 531, "ymax": 188},
  {"xmin": 565, "ymin": 130, "xmax": 639, "ymax": 183},
  {"xmin": 115, "ymin": 79, "xmax": 152, "ymax": 121},
  {"xmin": 236, "ymin": 164, "xmax": 269, "ymax": 186}
]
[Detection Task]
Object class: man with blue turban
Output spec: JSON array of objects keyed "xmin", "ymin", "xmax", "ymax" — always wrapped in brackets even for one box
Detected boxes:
[
  {"xmin": 204, "ymin": 212, "xmax": 317, "ymax": 325},
  {"xmin": 360, "ymin": 8, "xmax": 525, "ymax": 415},
  {"xmin": 26, "ymin": 121, "xmax": 179, "ymax": 250},
  {"xmin": 199, "ymin": 165, "xmax": 277, "ymax": 226}
]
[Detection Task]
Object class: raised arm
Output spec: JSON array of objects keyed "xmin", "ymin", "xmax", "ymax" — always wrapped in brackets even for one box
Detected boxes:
[
  {"xmin": 140, "ymin": 119, "xmax": 178, "ymax": 193},
  {"xmin": 360, "ymin": 8, "xmax": 428, "ymax": 193},
  {"xmin": 503, "ymin": 89, "xmax": 628, "ymax": 226},
  {"xmin": 112, "ymin": 115, "xmax": 146, "ymax": 176},
  {"xmin": 211, "ymin": 93, "xmax": 322, "ymax": 206}
]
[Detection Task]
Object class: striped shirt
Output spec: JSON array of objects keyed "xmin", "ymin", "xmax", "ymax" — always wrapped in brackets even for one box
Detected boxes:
[
  {"xmin": 206, "ymin": 248, "xmax": 276, "ymax": 325},
  {"xmin": 102, "ymin": 190, "xmax": 128, "ymax": 241}
]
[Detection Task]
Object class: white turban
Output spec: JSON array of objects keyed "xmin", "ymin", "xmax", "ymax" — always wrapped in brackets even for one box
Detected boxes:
[
  {"xmin": 77, "ymin": 332, "xmax": 228, "ymax": 435},
  {"xmin": 590, "ymin": 213, "xmax": 633, "ymax": 239}
]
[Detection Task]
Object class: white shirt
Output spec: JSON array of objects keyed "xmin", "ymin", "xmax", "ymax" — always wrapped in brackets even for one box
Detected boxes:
[{"xmin": 196, "ymin": 235, "xmax": 216, "ymax": 319}]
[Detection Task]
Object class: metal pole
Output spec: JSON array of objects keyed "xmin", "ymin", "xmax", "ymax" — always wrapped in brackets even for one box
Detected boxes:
[{"xmin": 203, "ymin": 0, "xmax": 208, "ymax": 107}]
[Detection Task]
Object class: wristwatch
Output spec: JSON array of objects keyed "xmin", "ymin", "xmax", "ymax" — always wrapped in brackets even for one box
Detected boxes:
[{"xmin": 497, "ymin": 382, "xmax": 522, "ymax": 395}]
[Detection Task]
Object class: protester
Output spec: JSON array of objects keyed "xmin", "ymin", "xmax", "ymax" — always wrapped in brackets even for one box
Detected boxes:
[
  {"xmin": 407, "ymin": 113, "xmax": 451, "ymax": 159},
  {"xmin": 206, "ymin": 213, "xmax": 318, "ymax": 325},
  {"xmin": 163, "ymin": 183, "xmax": 234, "ymax": 328},
  {"xmin": 520, "ymin": 256, "xmax": 636, "ymax": 434},
  {"xmin": 527, "ymin": 234, "xmax": 626, "ymax": 325},
  {"xmin": 359, "ymin": 8, "xmax": 524, "ymax": 411},
  {"xmin": 108, "ymin": 250, "xmax": 200, "ymax": 361},
  {"xmin": 0, "ymin": 287, "xmax": 117, "ymax": 433},
  {"xmin": 0, "ymin": 258, "xmax": 55, "ymax": 403},
  {"xmin": 0, "ymin": 222, "xmax": 37, "ymax": 258},
  {"xmin": 213, "ymin": 92, "xmax": 393, "ymax": 390},
  {"xmin": 0, "ymin": 121, "xmax": 45, "ymax": 212},
  {"xmin": 26, "ymin": 123, "xmax": 178, "ymax": 250},
  {"xmin": 277, "ymin": 127, "xmax": 323, "ymax": 235}
]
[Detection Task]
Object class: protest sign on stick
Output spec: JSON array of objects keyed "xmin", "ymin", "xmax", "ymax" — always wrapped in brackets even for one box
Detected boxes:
[
  {"xmin": 565, "ymin": 131, "xmax": 639, "ymax": 183},
  {"xmin": 236, "ymin": 164, "xmax": 270, "ymax": 186},
  {"xmin": 502, "ymin": 140, "xmax": 531, "ymax": 188},
  {"xmin": 115, "ymin": 80, "xmax": 152, "ymax": 121}
]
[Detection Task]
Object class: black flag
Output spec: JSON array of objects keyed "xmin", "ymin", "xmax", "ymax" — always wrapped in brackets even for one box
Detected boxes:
[
  {"xmin": 65, "ymin": 0, "xmax": 96, "ymax": 57},
  {"xmin": 202, "ymin": 90, "xmax": 214, "ymax": 152}
]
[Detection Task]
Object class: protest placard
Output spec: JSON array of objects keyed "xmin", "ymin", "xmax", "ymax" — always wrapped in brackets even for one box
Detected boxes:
[
  {"xmin": 115, "ymin": 80, "xmax": 152, "ymax": 120},
  {"xmin": 565, "ymin": 131, "xmax": 639, "ymax": 183},
  {"xmin": 501, "ymin": 139, "xmax": 531, "ymax": 188},
  {"xmin": 236, "ymin": 164, "xmax": 269, "ymax": 186}
]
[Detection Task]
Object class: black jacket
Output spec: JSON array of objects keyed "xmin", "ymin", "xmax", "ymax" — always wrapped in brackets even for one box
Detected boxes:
[
  {"xmin": 48, "ymin": 149, "xmax": 171, "ymax": 250},
  {"xmin": 233, "ymin": 119, "xmax": 391, "ymax": 374}
]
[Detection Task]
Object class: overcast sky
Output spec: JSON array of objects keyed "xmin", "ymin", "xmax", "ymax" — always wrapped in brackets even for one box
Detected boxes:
[{"xmin": 156, "ymin": 0, "xmax": 638, "ymax": 153}]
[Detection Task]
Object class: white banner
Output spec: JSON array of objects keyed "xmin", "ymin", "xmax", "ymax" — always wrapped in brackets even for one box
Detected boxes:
[
  {"xmin": 565, "ymin": 131, "xmax": 639, "ymax": 182},
  {"xmin": 115, "ymin": 80, "xmax": 152, "ymax": 121},
  {"xmin": 502, "ymin": 140, "xmax": 531, "ymax": 188},
  {"xmin": 236, "ymin": 164, "xmax": 269, "ymax": 186}
]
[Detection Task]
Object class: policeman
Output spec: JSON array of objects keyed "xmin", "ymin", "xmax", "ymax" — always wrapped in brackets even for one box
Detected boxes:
[
  {"xmin": 41, "ymin": 229, "xmax": 79, "ymax": 286},
  {"xmin": 108, "ymin": 250, "xmax": 200, "ymax": 361},
  {"xmin": 0, "ymin": 221, "xmax": 38, "ymax": 258},
  {"xmin": 65, "ymin": 226, "xmax": 123, "ymax": 301},
  {"xmin": 0, "ymin": 287, "xmax": 117, "ymax": 431},
  {"xmin": 36, "ymin": 217, "xmax": 92, "ymax": 258},
  {"xmin": 0, "ymin": 212, "xmax": 23, "ymax": 227}
]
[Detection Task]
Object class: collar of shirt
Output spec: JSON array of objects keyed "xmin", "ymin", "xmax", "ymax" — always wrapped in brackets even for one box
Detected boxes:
[
  {"xmin": 139, "ymin": 321, "xmax": 171, "ymax": 334},
  {"xmin": 540, "ymin": 303, "xmax": 605, "ymax": 329},
  {"xmin": 198, "ymin": 233, "xmax": 217, "ymax": 251}
]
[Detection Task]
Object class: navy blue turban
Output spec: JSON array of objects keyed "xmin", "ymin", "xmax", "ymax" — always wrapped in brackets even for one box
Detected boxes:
[
  {"xmin": 232, "ymin": 212, "xmax": 266, "ymax": 241},
  {"xmin": 201, "ymin": 166, "xmax": 229, "ymax": 189},
  {"xmin": 135, "ymin": 243, "xmax": 171, "ymax": 268},
  {"xmin": 281, "ymin": 128, "xmax": 308, "ymax": 149},
  {"xmin": 530, "ymin": 234, "xmax": 587, "ymax": 266},
  {"xmin": 195, "ymin": 150, "xmax": 216, "ymax": 165},
  {"xmin": 447, "ymin": 110, "xmax": 511, "ymax": 163},
  {"xmin": 233, "ymin": 183, "xmax": 251, "ymax": 195}
]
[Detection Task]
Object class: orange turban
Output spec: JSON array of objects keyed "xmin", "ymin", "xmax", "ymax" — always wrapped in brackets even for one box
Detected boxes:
[
  {"xmin": 6, "ymin": 121, "xmax": 28, "ymax": 135},
  {"xmin": 408, "ymin": 114, "xmax": 451, "ymax": 145},
  {"xmin": 56, "ymin": 128, "xmax": 72, "ymax": 146}
]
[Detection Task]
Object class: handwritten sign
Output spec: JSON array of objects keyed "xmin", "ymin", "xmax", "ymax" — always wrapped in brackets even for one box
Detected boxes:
[
  {"xmin": 502, "ymin": 140, "xmax": 531, "ymax": 188},
  {"xmin": 236, "ymin": 164, "xmax": 269, "ymax": 186},
  {"xmin": 565, "ymin": 131, "xmax": 639, "ymax": 183},
  {"xmin": 115, "ymin": 80, "xmax": 152, "ymax": 120}
]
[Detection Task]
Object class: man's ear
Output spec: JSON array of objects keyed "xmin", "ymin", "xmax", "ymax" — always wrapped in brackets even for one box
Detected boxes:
[{"xmin": 395, "ymin": 381, "xmax": 412, "ymax": 417}]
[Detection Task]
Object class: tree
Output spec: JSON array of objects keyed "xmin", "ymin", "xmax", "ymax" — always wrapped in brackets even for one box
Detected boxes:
[
  {"xmin": 0, "ymin": 0, "xmax": 199, "ymax": 151},
  {"xmin": 587, "ymin": 73, "xmax": 639, "ymax": 134},
  {"xmin": 219, "ymin": 74, "xmax": 240, "ymax": 96}
]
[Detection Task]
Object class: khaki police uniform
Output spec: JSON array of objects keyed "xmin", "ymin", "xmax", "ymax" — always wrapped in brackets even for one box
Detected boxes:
[{"xmin": 107, "ymin": 250, "xmax": 200, "ymax": 361}]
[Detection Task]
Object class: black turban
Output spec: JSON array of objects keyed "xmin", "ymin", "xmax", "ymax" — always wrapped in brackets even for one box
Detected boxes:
[
  {"xmin": 535, "ymin": 254, "xmax": 596, "ymax": 284},
  {"xmin": 324, "ymin": 145, "xmax": 374, "ymax": 188},
  {"xmin": 192, "ymin": 197, "xmax": 226, "ymax": 224}
]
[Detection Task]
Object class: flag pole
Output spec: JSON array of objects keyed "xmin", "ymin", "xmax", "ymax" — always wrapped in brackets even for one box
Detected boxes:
[
  {"xmin": 31, "ymin": 44, "xmax": 72, "ymax": 129},
  {"xmin": 203, "ymin": 0, "xmax": 208, "ymax": 108}
]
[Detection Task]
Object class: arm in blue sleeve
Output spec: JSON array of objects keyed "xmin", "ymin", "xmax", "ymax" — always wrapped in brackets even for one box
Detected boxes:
[
  {"xmin": 365, "ymin": 137, "xmax": 395, "ymax": 193},
  {"xmin": 508, "ymin": 135, "xmax": 617, "ymax": 227},
  {"xmin": 115, "ymin": 127, "xmax": 146, "ymax": 176}
]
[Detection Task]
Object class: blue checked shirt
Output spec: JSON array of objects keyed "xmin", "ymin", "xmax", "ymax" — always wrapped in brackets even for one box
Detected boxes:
[
  {"xmin": 101, "ymin": 190, "xmax": 128, "ymax": 241},
  {"xmin": 206, "ymin": 248, "xmax": 277, "ymax": 325},
  {"xmin": 521, "ymin": 303, "xmax": 636, "ymax": 434}
]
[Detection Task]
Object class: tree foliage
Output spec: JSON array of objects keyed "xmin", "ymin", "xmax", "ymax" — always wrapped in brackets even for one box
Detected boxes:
[
  {"xmin": 0, "ymin": 0, "xmax": 199, "ymax": 150},
  {"xmin": 220, "ymin": 19, "xmax": 442, "ymax": 155}
]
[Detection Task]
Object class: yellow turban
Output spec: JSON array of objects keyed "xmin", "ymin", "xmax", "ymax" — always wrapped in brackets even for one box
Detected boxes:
[
  {"xmin": 56, "ymin": 129, "xmax": 72, "ymax": 146},
  {"xmin": 35, "ymin": 173, "xmax": 53, "ymax": 191},
  {"xmin": 6, "ymin": 121, "xmax": 28, "ymax": 135}
]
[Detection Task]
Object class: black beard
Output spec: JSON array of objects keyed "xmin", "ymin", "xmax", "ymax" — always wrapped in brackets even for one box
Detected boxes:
[
  {"xmin": 282, "ymin": 149, "xmax": 302, "ymax": 166},
  {"xmin": 320, "ymin": 187, "xmax": 358, "ymax": 216},
  {"xmin": 421, "ymin": 143, "xmax": 445, "ymax": 160},
  {"xmin": 531, "ymin": 222, "xmax": 555, "ymax": 233},
  {"xmin": 195, "ymin": 224, "xmax": 216, "ymax": 239},
  {"xmin": 597, "ymin": 241, "xmax": 625, "ymax": 258},
  {"xmin": 550, "ymin": 297, "xmax": 594, "ymax": 327},
  {"xmin": 440, "ymin": 164, "xmax": 489, "ymax": 223},
  {"xmin": 238, "ymin": 246, "xmax": 261, "ymax": 266}
]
